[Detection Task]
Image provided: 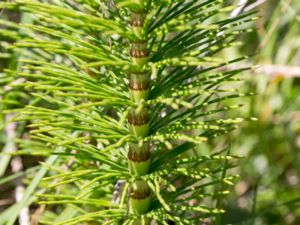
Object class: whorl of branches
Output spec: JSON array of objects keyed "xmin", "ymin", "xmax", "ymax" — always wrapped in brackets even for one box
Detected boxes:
[{"xmin": 0, "ymin": 0, "xmax": 255, "ymax": 224}]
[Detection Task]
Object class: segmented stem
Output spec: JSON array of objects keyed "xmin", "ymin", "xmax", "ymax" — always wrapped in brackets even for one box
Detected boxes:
[{"xmin": 127, "ymin": 4, "xmax": 152, "ymax": 224}]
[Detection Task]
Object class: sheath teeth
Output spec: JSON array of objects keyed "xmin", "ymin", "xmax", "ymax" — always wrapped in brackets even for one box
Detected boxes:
[
  {"xmin": 128, "ymin": 109, "xmax": 150, "ymax": 126},
  {"xmin": 130, "ymin": 42, "xmax": 149, "ymax": 58},
  {"xmin": 129, "ymin": 80, "xmax": 150, "ymax": 91},
  {"xmin": 129, "ymin": 72, "xmax": 150, "ymax": 91},
  {"xmin": 130, "ymin": 12, "xmax": 146, "ymax": 27},
  {"xmin": 130, "ymin": 181, "xmax": 151, "ymax": 199},
  {"xmin": 128, "ymin": 148, "xmax": 151, "ymax": 162},
  {"xmin": 130, "ymin": 49, "xmax": 149, "ymax": 58}
]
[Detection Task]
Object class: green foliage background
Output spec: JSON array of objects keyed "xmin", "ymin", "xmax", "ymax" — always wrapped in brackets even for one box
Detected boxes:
[{"xmin": 216, "ymin": 1, "xmax": 300, "ymax": 224}]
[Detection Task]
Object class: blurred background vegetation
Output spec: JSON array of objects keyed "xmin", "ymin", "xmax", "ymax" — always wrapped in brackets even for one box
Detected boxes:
[
  {"xmin": 1, "ymin": 0, "xmax": 300, "ymax": 224},
  {"xmin": 220, "ymin": 0, "xmax": 300, "ymax": 224}
]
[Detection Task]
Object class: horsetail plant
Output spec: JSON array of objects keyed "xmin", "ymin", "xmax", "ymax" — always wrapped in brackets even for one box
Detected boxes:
[{"xmin": 0, "ymin": 0, "xmax": 256, "ymax": 224}]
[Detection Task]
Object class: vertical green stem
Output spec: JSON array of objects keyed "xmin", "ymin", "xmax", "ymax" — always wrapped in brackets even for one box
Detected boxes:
[{"xmin": 127, "ymin": 5, "xmax": 151, "ymax": 224}]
